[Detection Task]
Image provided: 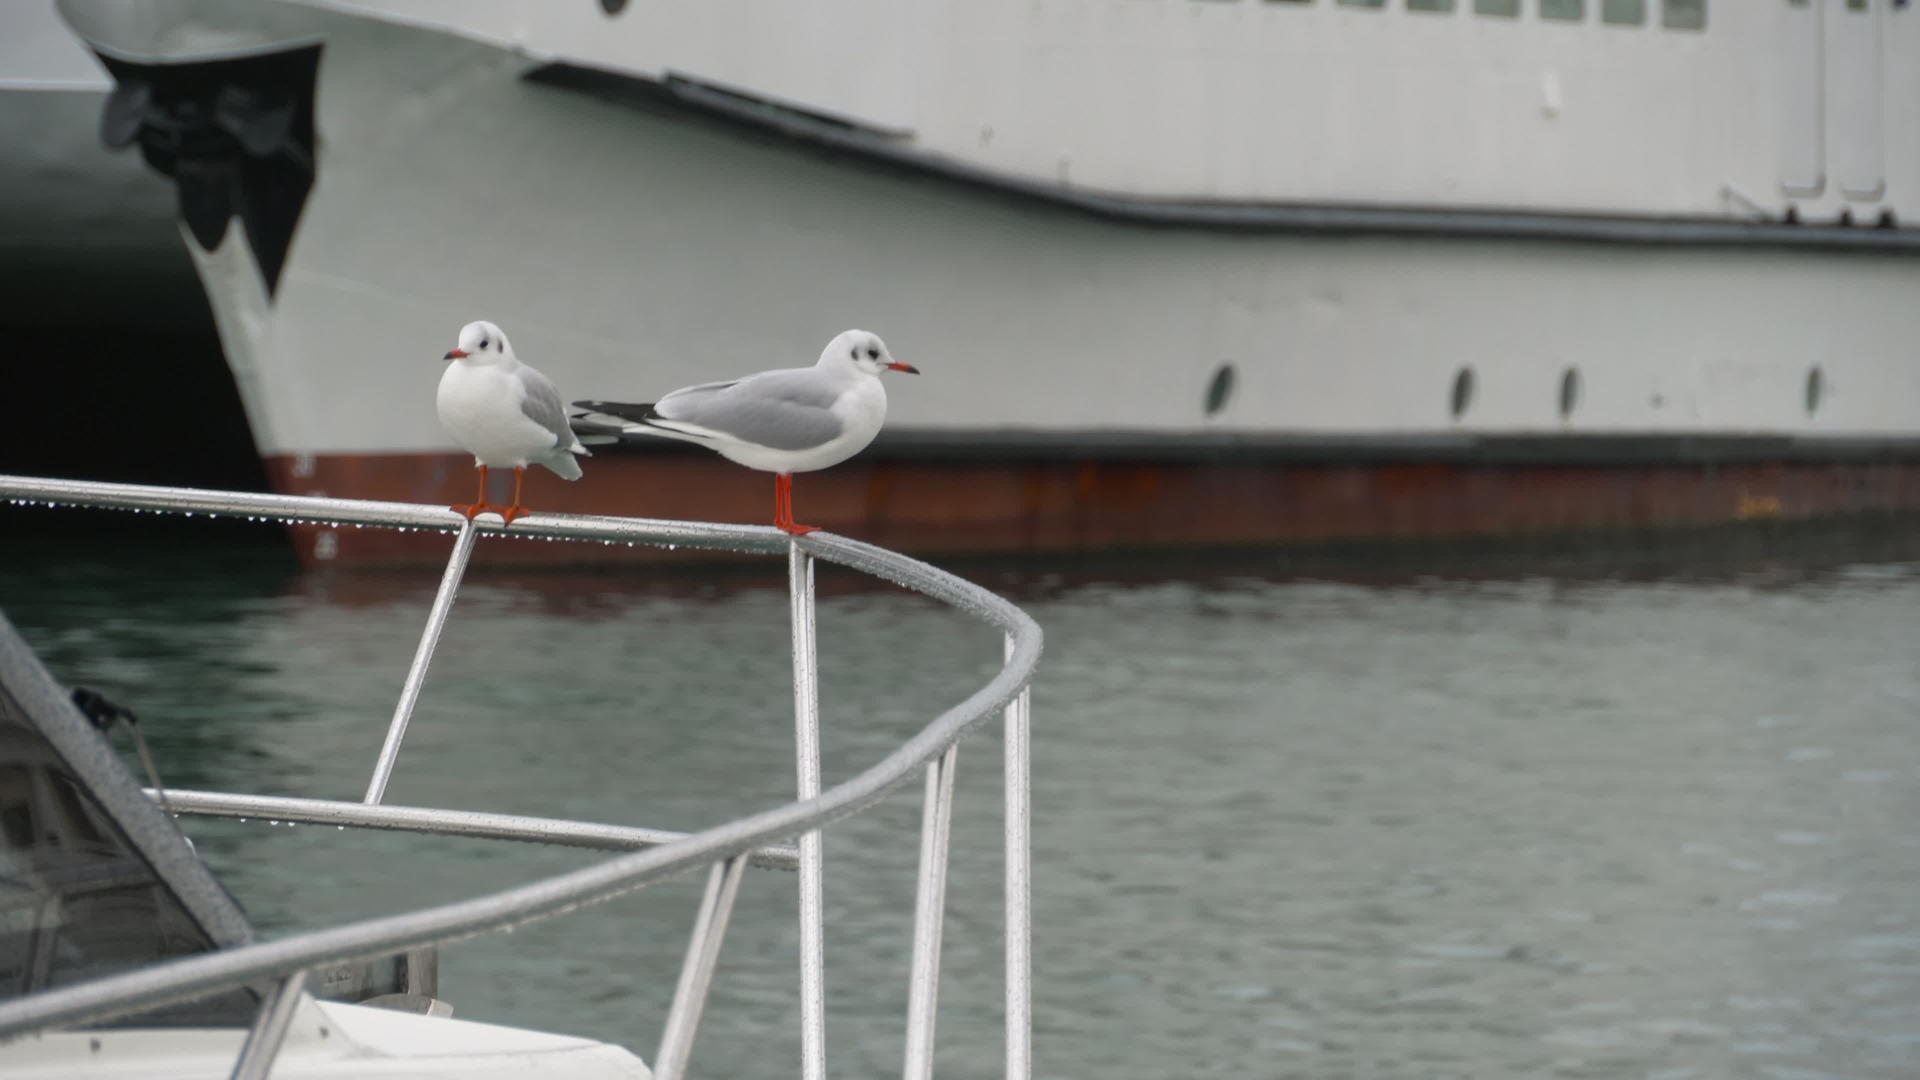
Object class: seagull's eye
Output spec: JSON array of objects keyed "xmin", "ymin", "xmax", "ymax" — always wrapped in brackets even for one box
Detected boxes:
[
  {"xmin": 866, "ymin": 347, "xmax": 879, "ymax": 360},
  {"xmin": 479, "ymin": 338, "xmax": 490, "ymax": 350}
]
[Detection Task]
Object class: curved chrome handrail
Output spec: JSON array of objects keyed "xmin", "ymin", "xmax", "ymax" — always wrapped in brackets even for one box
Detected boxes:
[{"xmin": 0, "ymin": 475, "xmax": 1040, "ymax": 1080}]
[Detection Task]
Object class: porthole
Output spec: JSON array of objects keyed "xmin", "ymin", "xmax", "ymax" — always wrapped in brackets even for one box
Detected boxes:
[
  {"xmin": 1449, "ymin": 366, "xmax": 1475, "ymax": 419},
  {"xmin": 1805, "ymin": 365, "xmax": 1824, "ymax": 415},
  {"xmin": 1203, "ymin": 362, "xmax": 1237, "ymax": 417},
  {"xmin": 1558, "ymin": 366, "xmax": 1582, "ymax": 418},
  {"xmin": 599, "ymin": 0, "xmax": 627, "ymax": 13}
]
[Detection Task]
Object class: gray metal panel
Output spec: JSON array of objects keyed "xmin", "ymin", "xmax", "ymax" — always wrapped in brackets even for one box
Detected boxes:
[{"xmin": 0, "ymin": 610, "xmax": 255, "ymax": 952}]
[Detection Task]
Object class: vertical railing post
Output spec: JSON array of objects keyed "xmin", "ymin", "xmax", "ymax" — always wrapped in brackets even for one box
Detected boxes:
[
  {"xmin": 1003, "ymin": 636, "xmax": 1032, "ymax": 1080},
  {"xmin": 902, "ymin": 743, "xmax": 959, "ymax": 1080},
  {"xmin": 364, "ymin": 520, "xmax": 479, "ymax": 805},
  {"xmin": 227, "ymin": 968, "xmax": 309, "ymax": 1080},
  {"xmin": 789, "ymin": 542, "xmax": 827, "ymax": 1080},
  {"xmin": 360, "ymin": 520, "xmax": 476, "ymax": 1005},
  {"xmin": 655, "ymin": 855, "xmax": 750, "ymax": 1080}
]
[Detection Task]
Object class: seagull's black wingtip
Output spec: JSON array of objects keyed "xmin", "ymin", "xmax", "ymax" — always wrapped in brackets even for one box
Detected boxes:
[{"xmin": 571, "ymin": 400, "xmax": 660, "ymax": 424}]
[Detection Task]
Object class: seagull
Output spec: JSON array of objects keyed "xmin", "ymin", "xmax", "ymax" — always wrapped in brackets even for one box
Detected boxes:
[
  {"xmin": 436, "ymin": 320, "xmax": 589, "ymax": 524},
  {"xmin": 571, "ymin": 329, "xmax": 918, "ymax": 535}
]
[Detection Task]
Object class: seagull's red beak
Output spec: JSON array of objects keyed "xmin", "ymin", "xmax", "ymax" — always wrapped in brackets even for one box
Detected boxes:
[
  {"xmin": 444, "ymin": 348, "xmax": 468, "ymax": 360},
  {"xmin": 887, "ymin": 361, "xmax": 920, "ymax": 374}
]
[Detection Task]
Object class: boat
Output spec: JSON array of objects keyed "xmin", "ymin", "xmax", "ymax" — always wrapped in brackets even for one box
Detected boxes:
[
  {"xmin": 0, "ymin": 472, "xmax": 1041, "ymax": 1079},
  {"xmin": 40, "ymin": 0, "xmax": 1920, "ymax": 564}
]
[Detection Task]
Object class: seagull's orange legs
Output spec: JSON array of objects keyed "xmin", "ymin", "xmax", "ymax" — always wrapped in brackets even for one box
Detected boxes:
[
  {"xmin": 450, "ymin": 465, "xmax": 530, "ymax": 524},
  {"xmin": 451, "ymin": 465, "xmax": 496, "ymax": 521},
  {"xmin": 774, "ymin": 473, "xmax": 819, "ymax": 536},
  {"xmin": 499, "ymin": 466, "xmax": 530, "ymax": 525}
]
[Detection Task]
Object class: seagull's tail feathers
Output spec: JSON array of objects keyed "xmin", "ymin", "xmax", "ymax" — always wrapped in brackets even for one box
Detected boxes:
[
  {"xmin": 570, "ymin": 401, "xmax": 714, "ymax": 448},
  {"xmin": 568, "ymin": 407, "xmax": 638, "ymax": 446},
  {"xmin": 536, "ymin": 445, "xmax": 587, "ymax": 482},
  {"xmin": 572, "ymin": 400, "xmax": 657, "ymax": 425}
]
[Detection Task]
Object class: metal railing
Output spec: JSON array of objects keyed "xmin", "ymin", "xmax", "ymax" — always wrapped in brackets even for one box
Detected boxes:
[{"xmin": 0, "ymin": 474, "xmax": 1040, "ymax": 1080}]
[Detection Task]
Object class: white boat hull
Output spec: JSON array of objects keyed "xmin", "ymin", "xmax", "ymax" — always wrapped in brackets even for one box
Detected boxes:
[{"xmin": 5, "ymin": 998, "xmax": 649, "ymax": 1079}]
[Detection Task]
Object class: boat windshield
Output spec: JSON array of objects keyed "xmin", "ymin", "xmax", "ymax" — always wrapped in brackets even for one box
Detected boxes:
[{"xmin": 0, "ymin": 693, "xmax": 255, "ymax": 1026}]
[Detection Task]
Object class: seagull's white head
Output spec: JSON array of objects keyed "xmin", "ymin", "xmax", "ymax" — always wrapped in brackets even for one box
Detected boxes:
[
  {"xmin": 820, "ymin": 329, "xmax": 918, "ymax": 377},
  {"xmin": 444, "ymin": 320, "xmax": 513, "ymax": 365}
]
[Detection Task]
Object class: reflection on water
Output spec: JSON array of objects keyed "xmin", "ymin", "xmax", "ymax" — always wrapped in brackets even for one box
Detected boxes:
[{"xmin": 2, "ymin": 534, "xmax": 1918, "ymax": 1080}]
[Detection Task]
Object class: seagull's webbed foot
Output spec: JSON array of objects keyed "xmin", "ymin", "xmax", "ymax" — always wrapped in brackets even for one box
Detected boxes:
[
  {"xmin": 495, "ymin": 467, "xmax": 532, "ymax": 526},
  {"xmin": 452, "ymin": 501, "xmax": 520, "ymax": 523},
  {"xmin": 453, "ymin": 466, "xmax": 497, "ymax": 523}
]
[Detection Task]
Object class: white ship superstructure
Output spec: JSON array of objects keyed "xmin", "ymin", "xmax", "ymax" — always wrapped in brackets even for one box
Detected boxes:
[{"xmin": 315, "ymin": 0, "xmax": 1911, "ymax": 221}]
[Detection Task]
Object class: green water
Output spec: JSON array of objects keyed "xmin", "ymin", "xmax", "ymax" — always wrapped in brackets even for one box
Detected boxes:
[{"xmin": 4, "ymin": 531, "xmax": 1919, "ymax": 1079}]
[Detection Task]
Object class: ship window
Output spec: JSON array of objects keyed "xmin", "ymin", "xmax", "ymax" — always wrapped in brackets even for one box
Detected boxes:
[
  {"xmin": 1409, "ymin": 0, "xmax": 1456, "ymax": 10},
  {"xmin": 1845, "ymin": 0, "xmax": 1866, "ymax": 9},
  {"xmin": 1337, "ymin": 0, "xmax": 1386, "ymax": 7},
  {"xmin": 1662, "ymin": 0, "xmax": 1706, "ymax": 28},
  {"xmin": 1204, "ymin": 364, "xmax": 1237, "ymax": 417},
  {"xmin": 1541, "ymin": 0, "xmax": 1584, "ymax": 17},
  {"xmin": 1559, "ymin": 367, "xmax": 1582, "ymax": 418},
  {"xmin": 1602, "ymin": 0, "xmax": 1646, "ymax": 23},
  {"xmin": 1450, "ymin": 367, "xmax": 1476, "ymax": 418},
  {"xmin": 1475, "ymin": 0, "xmax": 1521, "ymax": 15}
]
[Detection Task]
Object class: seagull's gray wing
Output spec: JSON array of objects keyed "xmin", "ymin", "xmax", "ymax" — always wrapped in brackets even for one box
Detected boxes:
[
  {"xmin": 655, "ymin": 369, "xmax": 846, "ymax": 451},
  {"xmin": 516, "ymin": 365, "xmax": 575, "ymax": 448}
]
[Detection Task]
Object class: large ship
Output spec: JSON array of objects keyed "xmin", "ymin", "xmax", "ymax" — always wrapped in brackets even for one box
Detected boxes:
[{"xmin": 44, "ymin": 0, "xmax": 1920, "ymax": 563}]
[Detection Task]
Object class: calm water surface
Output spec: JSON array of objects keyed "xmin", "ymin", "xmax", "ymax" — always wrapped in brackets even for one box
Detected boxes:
[{"xmin": 3, "ymin": 535, "xmax": 1918, "ymax": 1080}]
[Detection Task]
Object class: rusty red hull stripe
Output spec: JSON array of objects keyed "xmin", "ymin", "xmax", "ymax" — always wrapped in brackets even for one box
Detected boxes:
[{"xmin": 263, "ymin": 452, "xmax": 1920, "ymax": 566}]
